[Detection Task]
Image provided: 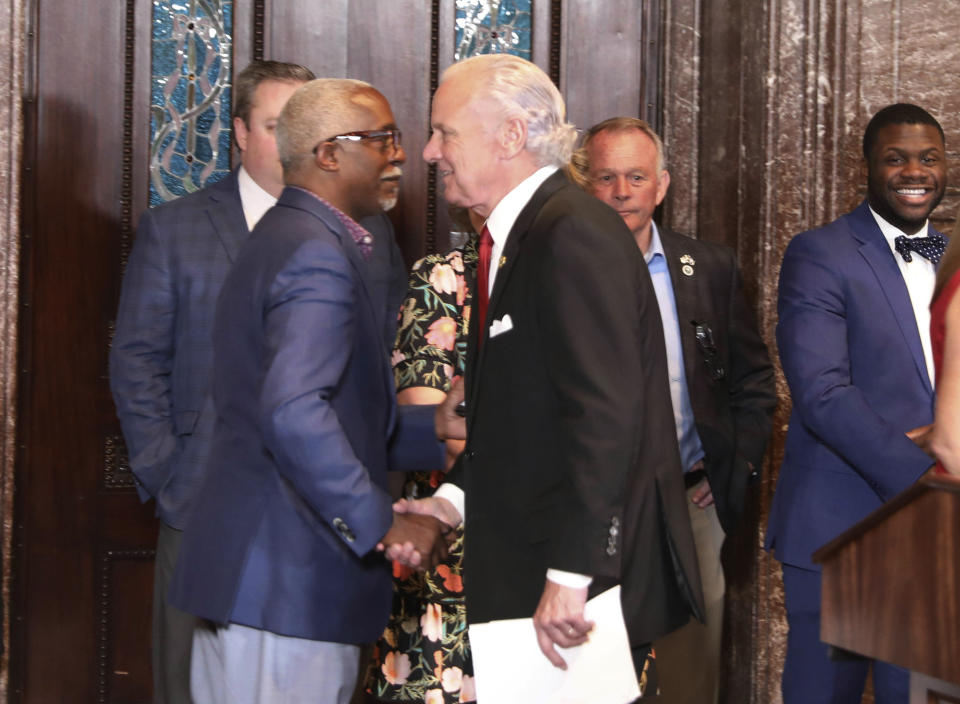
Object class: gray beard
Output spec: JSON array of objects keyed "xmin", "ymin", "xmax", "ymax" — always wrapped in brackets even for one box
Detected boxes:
[{"xmin": 379, "ymin": 196, "xmax": 398, "ymax": 212}]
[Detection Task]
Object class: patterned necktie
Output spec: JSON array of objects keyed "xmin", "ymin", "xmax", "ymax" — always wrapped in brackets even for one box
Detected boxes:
[
  {"xmin": 894, "ymin": 233, "xmax": 946, "ymax": 265},
  {"xmin": 475, "ymin": 226, "xmax": 494, "ymax": 346}
]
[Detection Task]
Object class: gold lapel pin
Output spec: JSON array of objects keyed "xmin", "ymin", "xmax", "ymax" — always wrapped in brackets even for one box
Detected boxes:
[{"xmin": 499, "ymin": 255, "xmax": 507, "ymax": 268}]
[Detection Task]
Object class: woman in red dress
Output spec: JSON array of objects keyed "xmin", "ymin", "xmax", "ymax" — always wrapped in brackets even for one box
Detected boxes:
[{"xmin": 928, "ymin": 217, "xmax": 960, "ymax": 476}]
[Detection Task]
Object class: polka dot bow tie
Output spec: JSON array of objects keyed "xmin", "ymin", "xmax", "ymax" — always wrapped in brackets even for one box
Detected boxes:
[{"xmin": 894, "ymin": 233, "xmax": 946, "ymax": 265}]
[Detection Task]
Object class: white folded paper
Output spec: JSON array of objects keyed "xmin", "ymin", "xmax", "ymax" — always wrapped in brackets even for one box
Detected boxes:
[{"xmin": 468, "ymin": 586, "xmax": 640, "ymax": 704}]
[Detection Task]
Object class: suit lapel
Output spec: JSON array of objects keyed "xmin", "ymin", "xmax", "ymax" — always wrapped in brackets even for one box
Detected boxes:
[
  {"xmin": 465, "ymin": 266, "xmax": 482, "ymax": 413},
  {"xmin": 206, "ymin": 170, "xmax": 249, "ymax": 263},
  {"xmin": 466, "ymin": 171, "xmax": 568, "ymax": 423},
  {"xmin": 849, "ymin": 202, "xmax": 933, "ymax": 394},
  {"xmin": 659, "ymin": 230, "xmax": 702, "ymax": 390}
]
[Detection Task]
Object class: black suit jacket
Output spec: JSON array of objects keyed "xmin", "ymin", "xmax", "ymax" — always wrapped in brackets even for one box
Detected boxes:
[
  {"xmin": 659, "ymin": 229, "xmax": 776, "ymax": 533},
  {"xmin": 449, "ymin": 172, "xmax": 704, "ymax": 646}
]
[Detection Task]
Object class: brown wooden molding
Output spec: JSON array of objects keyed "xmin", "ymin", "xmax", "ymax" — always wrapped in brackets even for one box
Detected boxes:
[
  {"xmin": 97, "ymin": 549, "xmax": 155, "ymax": 703},
  {"xmin": 103, "ymin": 435, "xmax": 135, "ymax": 492},
  {"xmin": 549, "ymin": 0, "xmax": 562, "ymax": 87},
  {"xmin": 425, "ymin": 0, "xmax": 441, "ymax": 255},
  {"xmin": 120, "ymin": 0, "xmax": 136, "ymax": 274}
]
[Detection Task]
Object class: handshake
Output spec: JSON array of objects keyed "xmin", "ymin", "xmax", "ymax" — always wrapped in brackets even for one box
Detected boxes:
[{"xmin": 376, "ymin": 496, "xmax": 463, "ymax": 570}]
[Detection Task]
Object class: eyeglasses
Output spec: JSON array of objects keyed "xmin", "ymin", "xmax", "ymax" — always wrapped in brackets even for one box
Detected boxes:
[
  {"xmin": 691, "ymin": 320, "xmax": 725, "ymax": 381},
  {"xmin": 313, "ymin": 129, "xmax": 403, "ymax": 155}
]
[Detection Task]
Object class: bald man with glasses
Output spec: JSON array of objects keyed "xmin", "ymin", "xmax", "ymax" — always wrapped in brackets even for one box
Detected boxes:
[{"xmin": 167, "ymin": 79, "xmax": 463, "ymax": 704}]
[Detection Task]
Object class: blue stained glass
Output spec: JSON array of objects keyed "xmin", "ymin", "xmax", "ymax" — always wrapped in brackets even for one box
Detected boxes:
[
  {"xmin": 150, "ymin": 0, "xmax": 233, "ymax": 205},
  {"xmin": 455, "ymin": 0, "xmax": 532, "ymax": 61}
]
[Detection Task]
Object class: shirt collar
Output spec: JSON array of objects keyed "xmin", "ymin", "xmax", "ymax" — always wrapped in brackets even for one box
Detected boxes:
[
  {"xmin": 289, "ymin": 186, "xmax": 373, "ymax": 254},
  {"xmin": 644, "ymin": 221, "xmax": 664, "ymax": 264},
  {"xmin": 484, "ymin": 166, "xmax": 558, "ymax": 248},
  {"xmin": 869, "ymin": 204, "xmax": 929, "ymax": 244},
  {"xmin": 237, "ymin": 165, "xmax": 278, "ymax": 231}
]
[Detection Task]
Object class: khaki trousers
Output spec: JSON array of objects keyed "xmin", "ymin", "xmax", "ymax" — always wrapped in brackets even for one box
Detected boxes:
[{"xmin": 653, "ymin": 483, "xmax": 726, "ymax": 704}]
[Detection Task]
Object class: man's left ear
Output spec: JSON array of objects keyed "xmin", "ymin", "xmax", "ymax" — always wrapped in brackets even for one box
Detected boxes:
[
  {"xmin": 314, "ymin": 141, "xmax": 341, "ymax": 172},
  {"xmin": 499, "ymin": 117, "xmax": 527, "ymax": 159},
  {"xmin": 655, "ymin": 170, "xmax": 671, "ymax": 206}
]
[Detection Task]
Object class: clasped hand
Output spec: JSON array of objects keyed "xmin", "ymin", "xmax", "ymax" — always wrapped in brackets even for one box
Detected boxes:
[
  {"xmin": 377, "ymin": 496, "xmax": 462, "ymax": 569},
  {"xmin": 375, "ymin": 512, "xmax": 453, "ymax": 570}
]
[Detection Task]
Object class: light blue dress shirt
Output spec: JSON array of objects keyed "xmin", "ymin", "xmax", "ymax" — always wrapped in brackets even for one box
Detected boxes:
[{"xmin": 645, "ymin": 223, "xmax": 705, "ymax": 473}]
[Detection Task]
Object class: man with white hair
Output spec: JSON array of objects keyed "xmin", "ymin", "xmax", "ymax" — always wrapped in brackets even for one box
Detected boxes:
[
  {"xmin": 167, "ymin": 78, "xmax": 464, "ymax": 704},
  {"xmin": 397, "ymin": 55, "xmax": 704, "ymax": 693}
]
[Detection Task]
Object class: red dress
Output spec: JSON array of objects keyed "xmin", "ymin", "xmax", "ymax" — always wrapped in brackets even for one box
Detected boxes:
[{"xmin": 929, "ymin": 268, "xmax": 960, "ymax": 474}]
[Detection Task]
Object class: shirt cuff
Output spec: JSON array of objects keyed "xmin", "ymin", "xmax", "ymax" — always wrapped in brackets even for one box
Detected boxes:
[
  {"xmin": 432, "ymin": 483, "xmax": 465, "ymax": 524},
  {"xmin": 546, "ymin": 569, "xmax": 593, "ymax": 589}
]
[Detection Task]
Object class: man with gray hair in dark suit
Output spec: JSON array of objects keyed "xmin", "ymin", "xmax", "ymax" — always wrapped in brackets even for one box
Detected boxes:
[
  {"xmin": 576, "ymin": 116, "xmax": 776, "ymax": 703},
  {"xmin": 396, "ymin": 56, "xmax": 704, "ymax": 699}
]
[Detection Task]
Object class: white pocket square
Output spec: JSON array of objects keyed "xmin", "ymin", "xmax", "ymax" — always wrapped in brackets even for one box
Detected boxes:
[{"xmin": 489, "ymin": 314, "xmax": 514, "ymax": 338}]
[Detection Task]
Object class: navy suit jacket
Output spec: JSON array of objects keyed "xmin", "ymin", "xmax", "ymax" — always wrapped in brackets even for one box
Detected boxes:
[
  {"xmin": 110, "ymin": 171, "xmax": 406, "ymax": 528},
  {"xmin": 110, "ymin": 170, "xmax": 248, "ymax": 527},
  {"xmin": 766, "ymin": 201, "xmax": 937, "ymax": 571},
  {"xmin": 659, "ymin": 229, "xmax": 776, "ymax": 534},
  {"xmin": 167, "ymin": 187, "xmax": 442, "ymax": 643}
]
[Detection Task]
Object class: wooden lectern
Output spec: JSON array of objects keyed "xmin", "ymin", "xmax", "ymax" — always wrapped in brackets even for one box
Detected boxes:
[{"xmin": 812, "ymin": 474, "xmax": 960, "ymax": 702}]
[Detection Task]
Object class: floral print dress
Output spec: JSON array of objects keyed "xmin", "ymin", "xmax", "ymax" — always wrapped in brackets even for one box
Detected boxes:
[{"xmin": 366, "ymin": 236, "xmax": 478, "ymax": 704}]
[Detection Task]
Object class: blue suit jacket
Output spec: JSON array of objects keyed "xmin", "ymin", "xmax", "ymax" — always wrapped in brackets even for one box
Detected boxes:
[
  {"xmin": 110, "ymin": 171, "xmax": 248, "ymax": 527},
  {"xmin": 167, "ymin": 187, "xmax": 442, "ymax": 643},
  {"xmin": 110, "ymin": 171, "xmax": 406, "ymax": 528},
  {"xmin": 766, "ymin": 201, "xmax": 937, "ymax": 570}
]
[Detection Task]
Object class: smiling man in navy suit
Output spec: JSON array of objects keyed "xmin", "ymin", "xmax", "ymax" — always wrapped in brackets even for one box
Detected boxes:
[{"xmin": 767, "ymin": 103, "xmax": 946, "ymax": 703}]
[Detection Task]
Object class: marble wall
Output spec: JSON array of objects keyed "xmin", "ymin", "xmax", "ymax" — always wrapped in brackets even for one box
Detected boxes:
[
  {"xmin": 662, "ymin": 0, "xmax": 960, "ymax": 702},
  {"xmin": 0, "ymin": 0, "xmax": 25, "ymax": 698}
]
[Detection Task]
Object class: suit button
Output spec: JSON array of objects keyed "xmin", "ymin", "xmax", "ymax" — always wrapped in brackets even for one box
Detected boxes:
[{"xmin": 332, "ymin": 517, "xmax": 356, "ymax": 543}]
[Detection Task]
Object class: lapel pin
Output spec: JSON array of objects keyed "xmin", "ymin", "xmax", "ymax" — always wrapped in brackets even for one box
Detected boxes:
[
  {"xmin": 680, "ymin": 253, "xmax": 695, "ymax": 276},
  {"xmin": 499, "ymin": 255, "xmax": 507, "ymax": 268}
]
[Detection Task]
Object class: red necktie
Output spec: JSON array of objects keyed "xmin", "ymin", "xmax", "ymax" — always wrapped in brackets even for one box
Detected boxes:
[{"xmin": 475, "ymin": 226, "xmax": 493, "ymax": 347}]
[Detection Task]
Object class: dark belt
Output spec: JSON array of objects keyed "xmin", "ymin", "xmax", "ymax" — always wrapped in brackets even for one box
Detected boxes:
[{"xmin": 683, "ymin": 468, "xmax": 707, "ymax": 489}]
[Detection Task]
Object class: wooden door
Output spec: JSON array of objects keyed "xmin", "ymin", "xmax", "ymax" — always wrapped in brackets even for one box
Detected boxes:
[{"xmin": 12, "ymin": 1, "xmax": 659, "ymax": 700}]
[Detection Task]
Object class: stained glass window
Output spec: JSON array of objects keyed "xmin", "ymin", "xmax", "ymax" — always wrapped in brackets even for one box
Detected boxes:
[
  {"xmin": 150, "ymin": 0, "xmax": 232, "ymax": 205},
  {"xmin": 454, "ymin": 0, "xmax": 532, "ymax": 61}
]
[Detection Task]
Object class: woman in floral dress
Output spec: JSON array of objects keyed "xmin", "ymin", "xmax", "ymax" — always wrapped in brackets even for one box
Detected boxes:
[{"xmin": 365, "ymin": 213, "xmax": 479, "ymax": 704}]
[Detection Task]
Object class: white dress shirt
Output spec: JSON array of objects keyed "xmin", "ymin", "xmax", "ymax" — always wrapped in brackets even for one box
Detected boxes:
[
  {"xmin": 482, "ymin": 165, "xmax": 558, "ymax": 295},
  {"xmin": 237, "ymin": 165, "xmax": 278, "ymax": 232},
  {"xmin": 433, "ymin": 165, "xmax": 590, "ymax": 588},
  {"xmin": 869, "ymin": 206, "xmax": 936, "ymax": 386}
]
